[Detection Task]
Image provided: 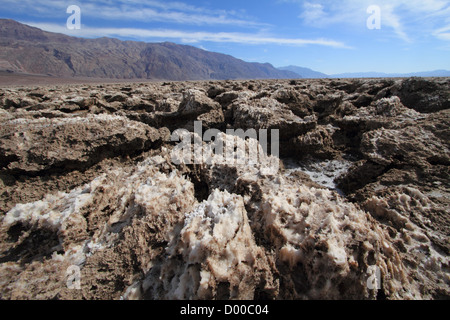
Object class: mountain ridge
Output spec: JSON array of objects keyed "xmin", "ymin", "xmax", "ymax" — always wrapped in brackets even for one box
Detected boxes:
[
  {"xmin": 2, "ymin": 19, "xmax": 448, "ymax": 82},
  {"xmin": 0, "ymin": 19, "xmax": 300, "ymax": 81},
  {"xmin": 331, "ymin": 70, "xmax": 450, "ymax": 78},
  {"xmin": 279, "ymin": 65, "xmax": 450, "ymax": 79},
  {"xmin": 278, "ymin": 65, "xmax": 328, "ymax": 79}
]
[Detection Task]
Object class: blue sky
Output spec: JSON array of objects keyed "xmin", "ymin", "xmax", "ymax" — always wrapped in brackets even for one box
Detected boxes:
[{"xmin": 1, "ymin": 0, "xmax": 450, "ymax": 74}]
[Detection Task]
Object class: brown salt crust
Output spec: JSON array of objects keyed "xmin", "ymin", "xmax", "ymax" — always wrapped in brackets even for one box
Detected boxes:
[{"xmin": 0, "ymin": 78, "xmax": 448, "ymax": 299}]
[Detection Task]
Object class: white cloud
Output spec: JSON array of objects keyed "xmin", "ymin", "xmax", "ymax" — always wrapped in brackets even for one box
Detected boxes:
[
  {"xmin": 294, "ymin": 0, "xmax": 450, "ymax": 43},
  {"xmin": 23, "ymin": 22, "xmax": 351, "ymax": 48},
  {"xmin": 299, "ymin": 2, "xmax": 327, "ymax": 25},
  {"xmin": 381, "ymin": 4, "xmax": 411, "ymax": 43},
  {"xmin": 2, "ymin": 0, "xmax": 266, "ymax": 28},
  {"xmin": 434, "ymin": 25, "xmax": 450, "ymax": 40},
  {"xmin": 81, "ymin": 3, "xmax": 266, "ymax": 27}
]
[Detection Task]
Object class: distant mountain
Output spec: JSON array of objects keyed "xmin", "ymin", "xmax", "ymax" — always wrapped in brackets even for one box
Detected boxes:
[
  {"xmin": 279, "ymin": 65, "xmax": 450, "ymax": 79},
  {"xmin": 331, "ymin": 70, "xmax": 450, "ymax": 78},
  {"xmin": 330, "ymin": 72, "xmax": 389, "ymax": 78},
  {"xmin": 278, "ymin": 66, "xmax": 328, "ymax": 79},
  {"xmin": 0, "ymin": 19, "xmax": 298, "ymax": 81}
]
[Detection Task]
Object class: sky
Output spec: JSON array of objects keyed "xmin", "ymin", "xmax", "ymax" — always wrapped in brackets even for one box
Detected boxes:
[{"xmin": 1, "ymin": 0, "xmax": 450, "ymax": 74}]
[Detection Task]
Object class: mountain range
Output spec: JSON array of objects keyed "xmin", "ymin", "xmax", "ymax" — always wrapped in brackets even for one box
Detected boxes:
[
  {"xmin": 278, "ymin": 65, "xmax": 450, "ymax": 79},
  {"xmin": 277, "ymin": 66, "xmax": 328, "ymax": 79},
  {"xmin": 0, "ymin": 19, "xmax": 298, "ymax": 81},
  {"xmin": 1, "ymin": 19, "xmax": 449, "ymax": 81}
]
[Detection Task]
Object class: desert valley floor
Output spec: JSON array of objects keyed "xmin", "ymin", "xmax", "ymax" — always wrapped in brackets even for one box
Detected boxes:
[{"xmin": 0, "ymin": 77, "xmax": 448, "ymax": 299}]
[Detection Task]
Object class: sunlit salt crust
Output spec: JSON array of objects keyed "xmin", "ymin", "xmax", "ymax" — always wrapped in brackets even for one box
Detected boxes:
[{"xmin": 1, "ymin": 131, "xmax": 447, "ymax": 300}]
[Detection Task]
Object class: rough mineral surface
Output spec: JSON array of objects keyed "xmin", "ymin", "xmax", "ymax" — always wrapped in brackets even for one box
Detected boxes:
[{"xmin": 0, "ymin": 78, "xmax": 449, "ymax": 300}]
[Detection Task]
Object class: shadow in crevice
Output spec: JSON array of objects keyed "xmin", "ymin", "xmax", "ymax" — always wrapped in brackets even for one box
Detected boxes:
[{"xmin": 0, "ymin": 223, "xmax": 61, "ymax": 265}]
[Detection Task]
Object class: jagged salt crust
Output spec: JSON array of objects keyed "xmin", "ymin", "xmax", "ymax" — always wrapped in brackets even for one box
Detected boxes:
[
  {"xmin": 1, "ymin": 78, "xmax": 448, "ymax": 300},
  {"xmin": 0, "ymin": 133, "xmax": 420, "ymax": 299},
  {"xmin": 364, "ymin": 187, "xmax": 450, "ymax": 298},
  {"xmin": 140, "ymin": 189, "xmax": 274, "ymax": 300},
  {"xmin": 0, "ymin": 157, "xmax": 196, "ymax": 298}
]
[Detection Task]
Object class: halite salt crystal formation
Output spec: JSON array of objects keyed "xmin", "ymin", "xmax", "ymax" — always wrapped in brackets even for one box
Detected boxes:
[
  {"xmin": 0, "ymin": 78, "xmax": 449, "ymax": 300},
  {"xmin": 0, "ymin": 114, "xmax": 163, "ymax": 173},
  {"xmin": 253, "ymin": 179, "xmax": 410, "ymax": 299},
  {"xmin": 0, "ymin": 157, "xmax": 196, "ymax": 299},
  {"xmin": 144, "ymin": 174, "xmax": 411, "ymax": 300},
  {"xmin": 363, "ymin": 187, "xmax": 450, "ymax": 298},
  {"xmin": 146, "ymin": 189, "xmax": 275, "ymax": 300},
  {"xmin": 232, "ymin": 96, "xmax": 317, "ymax": 140},
  {"xmin": 0, "ymin": 133, "xmax": 409, "ymax": 300}
]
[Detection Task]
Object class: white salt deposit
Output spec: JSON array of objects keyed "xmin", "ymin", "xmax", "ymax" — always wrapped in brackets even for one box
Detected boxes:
[{"xmin": 284, "ymin": 158, "xmax": 353, "ymax": 194}]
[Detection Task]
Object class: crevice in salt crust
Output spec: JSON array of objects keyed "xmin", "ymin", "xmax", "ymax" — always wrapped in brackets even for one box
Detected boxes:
[{"xmin": 283, "ymin": 158, "xmax": 353, "ymax": 194}]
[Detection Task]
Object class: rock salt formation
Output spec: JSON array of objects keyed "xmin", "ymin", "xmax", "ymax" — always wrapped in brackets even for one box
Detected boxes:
[
  {"xmin": 149, "ymin": 189, "xmax": 275, "ymax": 300},
  {"xmin": 0, "ymin": 156, "xmax": 196, "ymax": 299},
  {"xmin": 0, "ymin": 115, "xmax": 164, "ymax": 173},
  {"xmin": 0, "ymin": 77, "xmax": 449, "ymax": 300}
]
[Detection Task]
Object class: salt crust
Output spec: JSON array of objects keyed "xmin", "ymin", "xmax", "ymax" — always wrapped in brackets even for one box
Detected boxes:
[
  {"xmin": 0, "ymin": 133, "xmax": 427, "ymax": 299},
  {"xmin": 2, "ymin": 156, "xmax": 195, "ymax": 268}
]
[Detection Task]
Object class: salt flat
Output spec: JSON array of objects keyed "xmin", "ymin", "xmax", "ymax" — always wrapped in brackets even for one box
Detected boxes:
[{"xmin": 0, "ymin": 77, "xmax": 449, "ymax": 299}]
